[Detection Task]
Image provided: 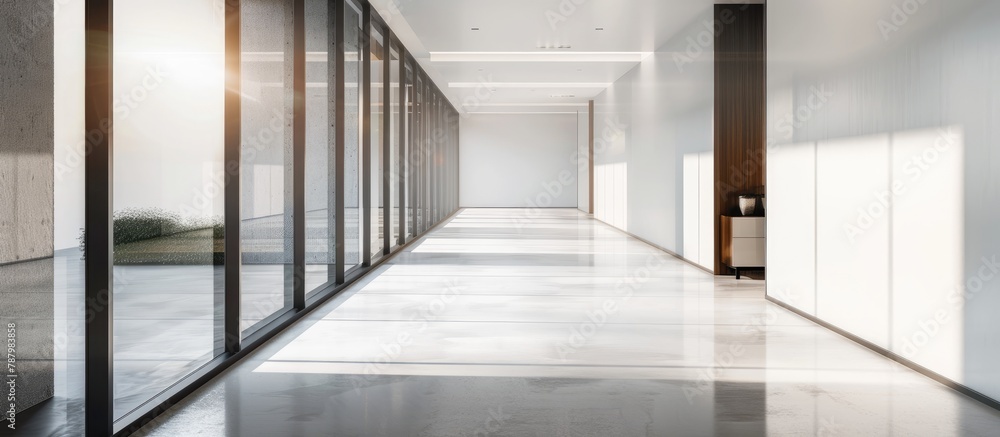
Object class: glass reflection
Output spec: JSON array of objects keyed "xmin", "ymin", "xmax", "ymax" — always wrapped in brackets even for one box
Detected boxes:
[{"xmin": 112, "ymin": 0, "xmax": 223, "ymax": 419}]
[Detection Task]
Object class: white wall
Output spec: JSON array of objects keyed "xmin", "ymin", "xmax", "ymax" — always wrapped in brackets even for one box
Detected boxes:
[
  {"xmin": 767, "ymin": 0, "xmax": 1000, "ymax": 402},
  {"xmin": 54, "ymin": 0, "xmax": 85, "ymax": 250},
  {"xmin": 576, "ymin": 109, "xmax": 590, "ymax": 213},
  {"xmin": 593, "ymin": 6, "xmax": 715, "ymax": 270},
  {"xmin": 459, "ymin": 113, "xmax": 579, "ymax": 208}
]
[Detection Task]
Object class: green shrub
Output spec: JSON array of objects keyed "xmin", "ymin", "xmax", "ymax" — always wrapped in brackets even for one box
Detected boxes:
[{"xmin": 78, "ymin": 208, "xmax": 224, "ymax": 259}]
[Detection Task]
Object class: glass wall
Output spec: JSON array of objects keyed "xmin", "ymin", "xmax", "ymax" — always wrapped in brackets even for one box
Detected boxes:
[
  {"xmin": 240, "ymin": 0, "xmax": 294, "ymax": 337},
  {"xmin": 305, "ymin": 0, "xmax": 334, "ymax": 296},
  {"xmin": 369, "ymin": 24, "xmax": 385, "ymax": 260},
  {"xmin": 405, "ymin": 63, "xmax": 416, "ymax": 240},
  {"xmin": 111, "ymin": 0, "xmax": 223, "ymax": 420},
  {"xmin": 74, "ymin": 0, "xmax": 461, "ymax": 432},
  {"xmin": 414, "ymin": 74, "xmax": 425, "ymax": 234},
  {"xmin": 389, "ymin": 43, "xmax": 401, "ymax": 249},
  {"xmin": 345, "ymin": 0, "xmax": 363, "ymax": 270}
]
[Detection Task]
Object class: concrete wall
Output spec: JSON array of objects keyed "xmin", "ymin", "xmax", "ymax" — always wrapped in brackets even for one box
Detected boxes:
[
  {"xmin": 1, "ymin": 0, "xmax": 55, "ymax": 263},
  {"xmin": 459, "ymin": 114, "xmax": 579, "ymax": 208},
  {"xmin": 0, "ymin": 0, "xmax": 56, "ymax": 414}
]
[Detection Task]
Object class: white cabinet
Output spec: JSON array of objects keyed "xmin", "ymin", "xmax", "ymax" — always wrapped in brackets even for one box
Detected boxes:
[{"xmin": 722, "ymin": 216, "xmax": 766, "ymax": 279}]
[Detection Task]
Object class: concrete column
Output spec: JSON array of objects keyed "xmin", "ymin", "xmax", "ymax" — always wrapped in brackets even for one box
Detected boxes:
[{"xmin": 0, "ymin": 0, "xmax": 56, "ymax": 415}]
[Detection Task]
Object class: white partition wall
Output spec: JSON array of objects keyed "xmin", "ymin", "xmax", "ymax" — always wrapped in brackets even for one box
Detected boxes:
[
  {"xmin": 592, "ymin": 5, "xmax": 715, "ymax": 266},
  {"xmin": 891, "ymin": 127, "xmax": 965, "ymax": 381},
  {"xmin": 767, "ymin": 0, "xmax": 1000, "ymax": 402},
  {"xmin": 577, "ymin": 109, "xmax": 590, "ymax": 213},
  {"xmin": 815, "ymin": 135, "xmax": 891, "ymax": 348},
  {"xmin": 765, "ymin": 142, "xmax": 815, "ymax": 314}
]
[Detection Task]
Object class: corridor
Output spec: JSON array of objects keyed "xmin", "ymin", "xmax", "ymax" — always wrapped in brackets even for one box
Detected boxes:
[{"xmin": 136, "ymin": 209, "xmax": 1000, "ymax": 436}]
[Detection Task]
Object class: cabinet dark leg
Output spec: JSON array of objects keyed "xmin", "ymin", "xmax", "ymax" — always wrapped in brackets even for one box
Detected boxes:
[{"xmin": 735, "ymin": 268, "xmax": 741, "ymax": 280}]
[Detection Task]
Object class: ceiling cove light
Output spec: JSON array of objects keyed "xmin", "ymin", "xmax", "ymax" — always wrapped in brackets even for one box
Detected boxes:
[
  {"xmin": 429, "ymin": 52, "xmax": 651, "ymax": 63},
  {"xmin": 448, "ymin": 82, "xmax": 611, "ymax": 89}
]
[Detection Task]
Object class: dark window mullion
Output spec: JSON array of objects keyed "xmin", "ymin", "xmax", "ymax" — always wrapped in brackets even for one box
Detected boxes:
[
  {"xmin": 292, "ymin": 0, "xmax": 306, "ymax": 310},
  {"xmin": 223, "ymin": 0, "xmax": 242, "ymax": 357},
  {"xmin": 84, "ymin": 0, "xmax": 114, "ymax": 435}
]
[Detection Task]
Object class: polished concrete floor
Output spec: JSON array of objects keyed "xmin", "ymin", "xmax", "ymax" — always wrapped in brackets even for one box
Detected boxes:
[{"xmin": 126, "ymin": 208, "xmax": 1000, "ymax": 436}]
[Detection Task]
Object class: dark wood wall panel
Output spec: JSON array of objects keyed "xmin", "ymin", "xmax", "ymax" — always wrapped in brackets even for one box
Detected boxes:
[{"xmin": 714, "ymin": 4, "xmax": 766, "ymax": 275}]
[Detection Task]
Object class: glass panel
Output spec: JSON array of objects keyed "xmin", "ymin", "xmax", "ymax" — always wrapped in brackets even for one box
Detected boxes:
[
  {"xmin": 15, "ymin": 1, "xmax": 88, "ymax": 432},
  {"xmin": 415, "ymin": 74, "xmax": 424, "ymax": 234},
  {"xmin": 240, "ymin": 0, "xmax": 294, "ymax": 337},
  {"xmin": 305, "ymin": 0, "xmax": 334, "ymax": 296},
  {"xmin": 389, "ymin": 45, "xmax": 400, "ymax": 248},
  {"xmin": 112, "ymin": 0, "xmax": 223, "ymax": 419},
  {"xmin": 405, "ymin": 64, "xmax": 415, "ymax": 239},
  {"xmin": 369, "ymin": 26, "xmax": 385, "ymax": 260},
  {"xmin": 345, "ymin": 0, "xmax": 363, "ymax": 269},
  {"xmin": 422, "ymin": 80, "xmax": 431, "ymax": 233}
]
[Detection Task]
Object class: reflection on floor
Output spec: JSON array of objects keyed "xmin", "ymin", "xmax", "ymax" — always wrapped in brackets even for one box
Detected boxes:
[
  {"xmin": 17, "ymin": 207, "xmax": 403, "ymax": 435},
  {"xmin": 124, "ymin": 209, "xmax": 1000, "ymax": 436}
]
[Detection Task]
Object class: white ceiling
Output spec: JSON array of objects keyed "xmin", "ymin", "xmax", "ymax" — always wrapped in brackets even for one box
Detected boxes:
[{"xmin": 368, "ymin": 0, "xmax": 731, "ymax": 114}]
